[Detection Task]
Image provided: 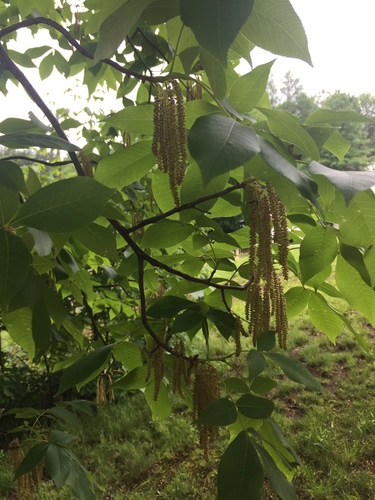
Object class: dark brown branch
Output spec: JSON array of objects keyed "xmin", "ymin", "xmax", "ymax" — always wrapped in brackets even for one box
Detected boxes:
[
  {"xmin": 0, "ymin": 17, "xmax": 156, "ymax": 83},
  {"xmin": 0, "ymin": 155, "xmax": 73, "ymax": 167},
  {"xmin": 0, "ymin": 43, "xmax": 85, "ymax": 176},
  {"xmin": 128, "ymin": 181, "xmax": 248, "ymax": 233},
  {"xmin": 138, "ymin": 256, "xmax": 190, "ymax": 360},
  {"xmin": 110, "ymin": 218, "xmax": 251, "ymax": 292}
]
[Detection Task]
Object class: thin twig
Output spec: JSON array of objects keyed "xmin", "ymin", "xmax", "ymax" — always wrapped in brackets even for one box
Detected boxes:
[{"xmin": 0, "ymin": 156, "xmax": 73, "ymax": 166}]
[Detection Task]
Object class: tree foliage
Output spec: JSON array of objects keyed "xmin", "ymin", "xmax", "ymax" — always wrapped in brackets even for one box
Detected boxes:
[{"xmin": 0, "ymin": 1, "xmax": 375, "ymax": 498}]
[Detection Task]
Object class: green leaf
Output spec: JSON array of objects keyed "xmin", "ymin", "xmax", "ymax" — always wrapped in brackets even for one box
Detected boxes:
[
  {"xmin": 218, "ymin": 431, "xmax": 263, "ymax": 500},
  {"xmin": 145, "ymin": 380, "xmax": 171, "ymax": 420},
  {"xmin": 147, "ymin": 295, "xmax": 192, "ymax": 318},
  {"xmin": 309, "ymin": 162, "xmax": 375, "ymax": 204},
  {"xmin": 251, "ymin": 376, "xmax": 277, "ymax": 395},
  {"xmin": 247, "ymin": 349, "xmax": 266, "ymax": 382},
  {"xmin": 305, "ymin": 109, "xmax": 375, "ymax": 126},
  {"xmin": 256, "ymin": 330, "xmax": 276, "ymax": 351},
  {"xmin": 0, "ymin": 185, "xmax": 19, "ymax": 227},
  {"xmin": 221, "ymin": 377, "xmax": 250, "ymax": 394},
  {"xmin": 285, "ymin": 286, "xmax": 310, "ymax": 318},
  {"xmin": 322, "ymin": 129, "xmax": 351, "ymax": 161},
  {"xmin": 95, "ymin": 141, "xmax": 155, "ymax": 188},
  {"xmin": 258, "ymin": 108, "xmax": 319, "ymax": 160},
  {"xmin": 3, "ymin": 307, "xmax": 34, "ymax": 359},
  {"xmin": 258, "ymin": 137, "xmax": 318, "ymax": 206},
  {"xmin": 255, "ymin": 444, "xmax": 298, "ymax": 500},
  {"xmin": 205, "ymin": 308, "xmax": 237, "ymax": 340},
  {"xmin": 236, "ymin": 393, "xmax": 274, "ymax": 419},
  {"xmin": 229, "ymin": 61, "xmax": 273, "ymax": 113},
  {"xmin": 299, "ymin": 226, "xmax": 338, "ymax": 284},
  {"xmin": 341, "ymin": 244, "xmax": 371, "ymax": 287},
  {"xmin": 14, "ymin": 177, "xmax": 114, "ymax": 232},
  {"xmin": 308, "ymin": 292, "xmax": 343, "ymax": 343},
  {"xmin": 340, "ymin": 190, "xmax": 375, "ymax": 248},
  {"xmin": 196, "ymin": 398, "xmax": 237, "ymax": 425},
  {"xmin": 14, "ymin": 443, "xmax": 50, "ymax": 480},
  {"xmin": 45, "ymin": 444, "xmax": 72, "ymax": 490},
  {"xmin": 105, "ymin": 105, "xmax": 154, "ymax": 135},
  {"xmin": 113, "ymin": 342, "xmax": 142, "ymax": 371},
  {"xmin": 39, "ymin": 52, "xmax": 54, "ymax": 80},
  {"xmin": 65, "ymin": 454, "xmax": 99, "ymax": 500},
  {"xmin": 141, "ymin": 220, "xmax": 195, "ymax": 248},
  {"xmin": 180, "ymin": 0, "xmax": 254, "ymax": 66},
  {"xmin": 200, "ymin": 48, "xmax": 227, "ymax": 100},
  {"xmin": 73, "ymin": 223, "xmax": 118, "ymax": 261},
  {"xmin": 57, "ymin": 344, "xmax": 114, "ymax": 395},
  {"xmin": 94, "ymin": 0, "xmax": 154, "ymax": 62},
  {"xmin": 137, "ymin": 0, "xmax": 180, "ymax": 25},
  {"xmin": 113, "ymin": 366, "xmax": 150, "ymax": 390},
  {"xmin": 47, "ymin": 406, "xmax": 81, "ymax": 431},
  {"xmin": 336, "ymin": 254, "xmax": 375, "ymax": 325},
  {"xmin": 8, "ymin": 49, "xmax": 36, "ymax": 68},
  {"xmin": 265, "ymin": 352, "xmax": 323, "ymax": 391},
  {"xmin": 0, "ymin": 230, "xmax": 31, "ymax": 307},
  {"xmin": 170, "ymin": 307, "xmax": 202, "ymax": 334},
  {"xmin": 243, "ymin": 0, "xmax": 311, "ymax": 64},
  {"xmin": 0, "ymin": 161, "xmax": 28, "ymax": 194},
  {"xmin": 188, "ymin": 115, "xmax": 259, "ymax": 184},
  {"xmin": 0, "ymin": 132, "xmax": 79, "ymax": 151}
]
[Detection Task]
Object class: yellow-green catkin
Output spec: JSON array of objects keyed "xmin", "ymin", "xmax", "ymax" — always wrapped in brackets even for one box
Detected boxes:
[
  {"xmin": 8, "ymin": 438, "xmax": 34, "ymax": 500},
  {"xmin": 245, "ymin": 182, "xmax": 289, "ymax": 347},
  {"xmin": 193, "ymin": 363, "xmax": 220, "ymax": 458},
  {"xmin": 172, "ymin": 339, "xmax": 187, "ymax": 398},
  {"xmin": 79, "ymin": 151, "xmax": 93, "ymax": 177},
  {"xmin": 145, "ymin": 332, "xmax": 165, "ymax": 401},
  {"xmin": 152, "ymin": 80, "xmax": 187, "ymax": 206}
]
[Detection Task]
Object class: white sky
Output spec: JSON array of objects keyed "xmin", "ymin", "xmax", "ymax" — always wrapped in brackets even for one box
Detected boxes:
[{"xmin": 1, "ymin": 0, "xmax": 375, "ymax": 125}]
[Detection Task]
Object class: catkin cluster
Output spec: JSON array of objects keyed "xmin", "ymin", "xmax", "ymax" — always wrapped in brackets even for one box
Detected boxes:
[
  {"xmin": 152, "ymin": 80, "xmax": 187, "ymax": 206},
  {"xmin": 96, "ymin": 373, "xmax": 115, "ymax": 405},
  {"xmin": 8, "ymin": 438, "xmax": 43, "ymax": 499},
  {"xmin": 193, "ymin": 363, "xmax": 220, "ymax": 458},
  {"xmin": 245, "ymin": 183, "xmax": 289, "ymax": 348},
  {"xmin": 172, "ymin": 339, "xmax": 188, "ymax": 398},
  {"xmin": 145, "ymin": 332, "xmax": 165, "ymax": 401}
]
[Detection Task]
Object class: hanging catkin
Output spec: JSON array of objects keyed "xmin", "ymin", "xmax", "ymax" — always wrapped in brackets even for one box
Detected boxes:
[
  {"xmin": 245, "ymin": 182, "xmax": 289, "ymax": 348},
  {"xmin": 152, "ymin": 80, "xmax": 187, "ymax": 206}
]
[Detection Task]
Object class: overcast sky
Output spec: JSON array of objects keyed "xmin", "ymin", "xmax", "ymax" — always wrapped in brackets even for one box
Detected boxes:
[
  {"xmin": 1, "ymin": 0, "xmax": 374, "ymax": 122},
  {"xmin": 257, "ymin": 0, "xmax": 375, "ymax": 96}
]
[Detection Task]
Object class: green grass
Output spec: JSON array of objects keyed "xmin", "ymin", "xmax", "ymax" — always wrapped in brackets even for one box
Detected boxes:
[{"xmin": 2, "ymin": 298, "xmax": 375, "ymax": 499}]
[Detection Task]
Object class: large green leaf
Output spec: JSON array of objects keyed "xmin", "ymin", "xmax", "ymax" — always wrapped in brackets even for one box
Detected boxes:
[
  {"xmin": 243, "ymin": 0, "xmax": 311, "ymax": 64},
  {"xmin": 305, "ymin": 109, "xmax": 375, "ymax": 126},
  {"xmin": 0, "ymin": 161, "xmax": 28, "ymax": 194},
  {"xmin": 14, "ymin": 443, "xmax": 50, "ymax": 480},
  {"xmin": 73, "ymin": 223, "xmax": 118, "ymax": 261},
  {"xmin": 188, "ymin": 115, "xmax": 259, "ymax": 184},
  {"xmin": 196, "ymin": 398, "xmax": 237, "ymax": 425},
  {"xmin": 265, "ymin": 352, "xmax": 323, "ymax": 391},
  {"xmin": 147, "ymin": 295, "xmax": 192, "ymax": 318},
  {"xmin": 3, "ymin": 307, "xmax": 34, "ymax": 359},
  {"xmin": 229, "ymin": 61, "xmax": 273, "ymax": 113},
  {"xmin": 200, "ymin": 48, "xmax": 227, "ymax": 100},
  {"xmin": 336, "ymin": 255, "xmax": 375, "ymax": 325},
  {"xmin": 94, "ymin": 0, "xmax": 154, "ymax": 62},
  {"xmin": 0, "ymin": 185, "xmax": 19, "ymax": 227},
  {"xmin": 258, "ymin": 108, "xmax": 319, "ymax": 160},
  {"xmin": 14, "ymin": 177, "xmax": 114, "ymax": 233},
  {"xmin": 299, "ymin": 226, "xmax": 338, "ymax": 284},
  {"xmin": 247, "ymin": 349, "xmax": 266, "ymax": 382},
  {"xmin": 180, "ymin": 0, "xmax": 254, "ymax": 66},
  {"xmin": 236, "ymin": 394, "xmax": 274, "ymax": 419},
  {"xmin": 113, "ymin": 342, "xmax": 142, "ymax": 371},
  {"xmin": 255, "ymin": 444, "xmax": 298, "ymax": 500},
  {"xmin": 217, "ymin": 431, "xmax": 263, "ymax": 500},
  {"xmin": 285, "ymin": 286, "xmax": 310, "ymax": 318},
  {"xmin": 145, "ymin": 380, "xmax": 171, "ymax": 420},
  {"xmin": 0, "ymin": 132, "xmax": 79, "ymax": 151},
  {"xmin": 45, "ymin": 444, "xmax": 72, "ymax": 490},
  {"xmin": 137, "ymin": 0, "xmax": 180, "ymax": 25},
  {"xmin": 308, "ymin": 292, "xmax": 343, "ymax": 343},
  {"xmin": 322, "ymin": 129, "xmax": 351, "ymax": 161},
  {"xmin": 57, "ymin": 344, "xmax": 114, "ymax": 395},
  {"xmin": 309, "ymin": 162, "xmax": 375, "ymax": 204},
  {"xmin": 0, "ymin": 230, "xmax": 31, "ymax": 307},
  {"xmin": 257, "ymin": 137, "xmax": 318, "ymax": 206},
  {"xmin": 141, "ymin": 220, "xmax": 195, "ymax": 248},
  {"xmin": 95, "ymin": 141, "xmax": 155, "ymax": 188},
  {"xmin": 340, "ymin": 190, "xmax": 375, "ymax": 249}
]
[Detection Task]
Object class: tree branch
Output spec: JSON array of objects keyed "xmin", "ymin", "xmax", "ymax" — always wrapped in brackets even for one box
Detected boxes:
[
  {"xmin": 110, "ymin": 218, "xmax": 251, "ymax": 292},
  {"xmin": 128, "ymin": 180, "xmax": 248, "ymax": 233},
  {"xmin": 0, "ymin": 43, "xmax": 85, "ymax": 176},
  {"xmin": 0, "ymin": 156, "xmax": 73, "ymax": 167}
]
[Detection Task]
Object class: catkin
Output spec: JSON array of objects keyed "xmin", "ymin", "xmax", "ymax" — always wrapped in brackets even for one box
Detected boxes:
[
  {"xmin": 193, "ymin": 363, "xmax": 220, "ymax": 458},
  {"xmin": 8, "ymin": 438, "xmax": 35, "ymax": 500},
  {"xmin": 152, "ymin": 80, "xmax": 187, "ymax": 206},
  {"xmin": 145, "ymin": 332, "xmax": 165, "ymax": 401},
  {"xmin": 245, "ymin": 182, "xmax": 289, "ymax": 347},
  {"xmin": 172, "ymin": 339, "xmax": 187, "ymax": 397}
]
